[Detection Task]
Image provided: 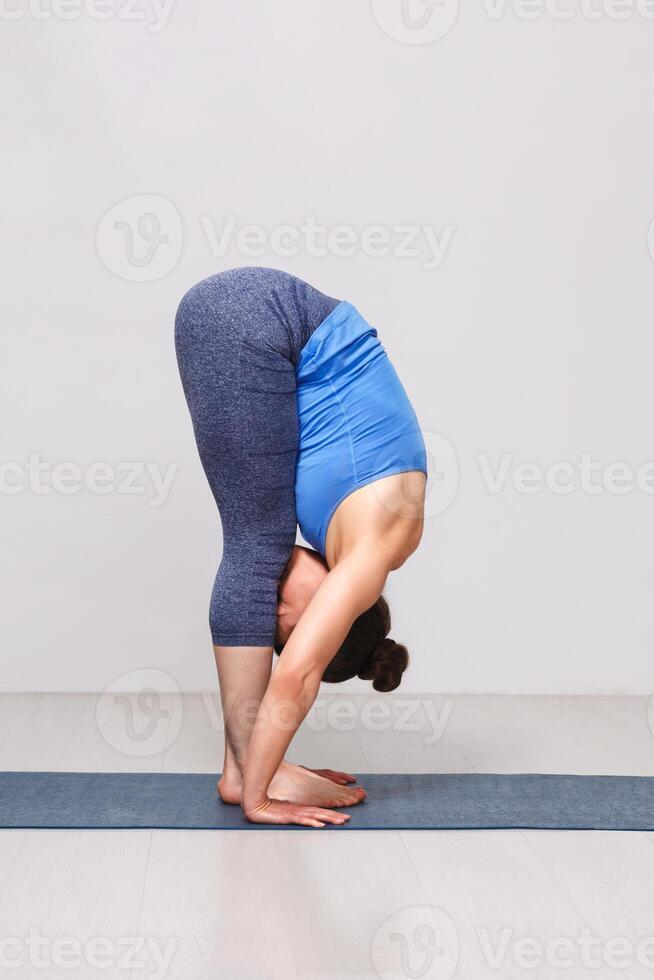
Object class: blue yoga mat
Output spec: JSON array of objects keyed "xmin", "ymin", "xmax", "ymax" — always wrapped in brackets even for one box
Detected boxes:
[{"xmin": 0, "ymin": 772, "xmax": 652, "ymax": 830}]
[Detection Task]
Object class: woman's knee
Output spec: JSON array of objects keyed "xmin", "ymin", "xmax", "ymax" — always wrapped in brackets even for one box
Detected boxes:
[{"xmin": 208, "ymin": 546, "xmax": 288, "ymax": 648}]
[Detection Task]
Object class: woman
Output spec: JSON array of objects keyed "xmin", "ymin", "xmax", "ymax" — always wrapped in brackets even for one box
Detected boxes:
[{"xmin": 175, "ymin": 267, "xmax": 427, "ymax": 827}]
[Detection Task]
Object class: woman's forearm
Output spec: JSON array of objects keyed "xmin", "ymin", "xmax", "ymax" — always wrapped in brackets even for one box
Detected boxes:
[
  {"xmin": 241, "ymin": 548, "xmax": 388, "ymax": 815},
  {"xmin": 240, "ymin": 667, "xmax": 321, "ymax": 815}
]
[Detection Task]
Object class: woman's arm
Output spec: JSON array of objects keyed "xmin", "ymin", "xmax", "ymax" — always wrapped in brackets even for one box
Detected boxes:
[{"xmin": 241, "ymin": 546, "xmax": 388, "ymax": 826}]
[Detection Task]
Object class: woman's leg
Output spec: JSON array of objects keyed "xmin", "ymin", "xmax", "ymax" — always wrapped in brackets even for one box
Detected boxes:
[
  {"xmin": 215, "ymin": 643, "xmax": 363, "ymax": 806},
  {"xmin": 214, "ymin": 644, "xmax": 273, "ymax": 801},
  {"xmin": 175, "ymin": 272, "xmax": 363, "ymax": 807},
  {"xmin": 175, "ymin": 272, "xmax": 300, "ymax": 648}
]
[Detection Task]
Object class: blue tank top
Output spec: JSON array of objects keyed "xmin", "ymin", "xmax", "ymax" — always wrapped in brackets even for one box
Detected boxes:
[{"xmin": 295, "ymin": 301, "xmax": 428, "ymax": 555}]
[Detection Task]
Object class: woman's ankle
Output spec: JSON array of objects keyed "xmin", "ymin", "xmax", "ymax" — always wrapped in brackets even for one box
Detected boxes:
[{"xmin": 217, "ymin": 765, "xmax": 244, "ymax": 804}]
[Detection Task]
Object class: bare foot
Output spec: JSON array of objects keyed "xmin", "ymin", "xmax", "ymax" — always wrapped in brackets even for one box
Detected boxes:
[
  {"xmin": 303, "ymin": 767, "xmax": 356, "ymax": 785},
  {"xmin": 218, "ymin": 762, "xmax": 366, "ymax": 808},
  {"xmin": 217, "ymin": 769, "xmax": 244, "ymax": 805},
  {"xmin": 271, "ymin": 763, "xmax": 366, "ymax": 808}
]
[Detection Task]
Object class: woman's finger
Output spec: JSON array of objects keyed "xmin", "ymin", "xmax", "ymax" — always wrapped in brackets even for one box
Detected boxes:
[
  {"xmin": 305, "ymin": 808, "xmax": 350, "ymax": 823},
  {"xmin": 299, "ymin": 817, "xmax": 325, "ymax": 827}
]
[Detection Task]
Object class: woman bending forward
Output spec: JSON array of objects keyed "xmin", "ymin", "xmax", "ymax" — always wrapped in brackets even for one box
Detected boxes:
[{"xmin": 175, "ymin": 267, "xmax": 427, "ymax": 827}]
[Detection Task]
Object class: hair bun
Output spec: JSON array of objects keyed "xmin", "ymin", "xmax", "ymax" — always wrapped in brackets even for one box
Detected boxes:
[{"xmin": 358, "ymin": 637, "xmax": 409, "ymax": 692}]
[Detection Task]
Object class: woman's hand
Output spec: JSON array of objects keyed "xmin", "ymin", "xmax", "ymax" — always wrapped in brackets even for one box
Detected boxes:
[
  {"xmin": 242, "ymin": 550, "xmax": 387, "ymax": 815},
  {"xmin": 243, "ymin": 798, "xmax": 351, "ymax": 828}
]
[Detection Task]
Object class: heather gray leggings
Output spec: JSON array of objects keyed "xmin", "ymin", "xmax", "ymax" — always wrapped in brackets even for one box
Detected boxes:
[{"xmin": 174, "ymin": 267, "xmax": 339, "ymax": 646}]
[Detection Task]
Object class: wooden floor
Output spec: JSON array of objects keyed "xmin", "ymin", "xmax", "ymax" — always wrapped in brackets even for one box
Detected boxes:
[{"xmin": 1, "ymin": 693, "xmax": 653, "ymax": 979}]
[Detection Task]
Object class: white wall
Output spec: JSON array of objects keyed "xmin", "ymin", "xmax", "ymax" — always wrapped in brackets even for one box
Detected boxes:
[{"xmin": 2, "ymin": 0, "xmax": 653, "ymax": 693}]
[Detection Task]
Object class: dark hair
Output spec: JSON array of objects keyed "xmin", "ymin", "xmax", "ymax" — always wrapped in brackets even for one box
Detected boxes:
[{"xmin": 275, "ymin": 594, "xmax": 409, "ymax": 692}]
